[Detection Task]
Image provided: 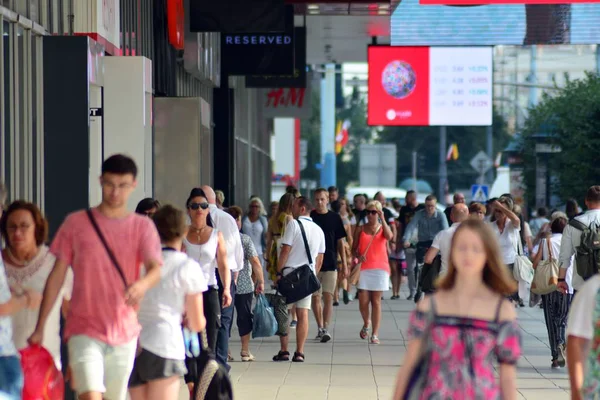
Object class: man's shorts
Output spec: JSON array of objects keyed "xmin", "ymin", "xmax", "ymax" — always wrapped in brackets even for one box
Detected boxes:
[
  {"xmin": 68, "ymin": 335, "xmax": 137, "ymax": 399},
  {"xmin": 289, "ymin": 294, "xmax": 312, "ymax": 310},
  {"xmin": 315, "ymin": 271, "xmax": 337, "ymax": 295}
]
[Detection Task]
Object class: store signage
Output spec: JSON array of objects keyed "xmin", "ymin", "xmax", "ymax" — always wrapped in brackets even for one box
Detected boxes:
[
  {"xmin": 221, "ymin": 5, "xmax": 294, "ymax": 76},
  {"xmin": 73, "ymin": 0, "xmax": 120, "ymax": 55},
  {"xmin": 260, "ymin": 83, "xmax": 312, "ymax": 119},
  {"xmin": 246, "ymin": 27, "xmax": 307, "ymax": 88},
  {"xmin": 167, "ymin": 0, "xmax": 184, "ymax": 50}
]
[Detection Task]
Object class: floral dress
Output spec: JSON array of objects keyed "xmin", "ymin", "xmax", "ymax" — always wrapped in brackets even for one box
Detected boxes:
[
  {"xmin": 408, "ymin": 298, "xmax": 522, "ymax": 399},
  {"xmin": 267, "ymin": 212, "xmax": 291, "ymax": 282}
]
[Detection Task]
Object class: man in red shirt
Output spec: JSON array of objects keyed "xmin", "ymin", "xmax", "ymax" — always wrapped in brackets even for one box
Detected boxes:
[{"xmin": 29, "ymin": 154, "xmax": 163, "ymax": 400}]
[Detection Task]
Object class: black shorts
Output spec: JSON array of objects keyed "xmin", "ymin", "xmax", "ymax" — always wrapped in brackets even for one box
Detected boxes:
[
  {"xmin": 128, "ymin": 349, "xmax": 187, "ymax": 387},
  {"xmin": 235, "ymin": 292, "xmax": 254, "ymax": 337}
]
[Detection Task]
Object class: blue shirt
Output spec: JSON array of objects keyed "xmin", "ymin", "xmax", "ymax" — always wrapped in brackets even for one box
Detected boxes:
[
  {"xmin": 0, "ymin": 254, "xmax": 17, "ymax": 356},
  {"xmin": 403, "ymin": 209, "xmax": 449, "ymax": 243}
]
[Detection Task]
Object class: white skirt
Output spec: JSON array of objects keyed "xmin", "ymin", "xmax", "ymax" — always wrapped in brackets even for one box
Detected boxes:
[{"xmin": 357, "ymin": 269, "xmax": 390, "ymax": 292}]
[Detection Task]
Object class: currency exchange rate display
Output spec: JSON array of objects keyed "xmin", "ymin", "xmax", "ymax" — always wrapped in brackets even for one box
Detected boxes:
[{"xmin": 367, "ymin": 46, "xmax": 492, "ymax": 126}]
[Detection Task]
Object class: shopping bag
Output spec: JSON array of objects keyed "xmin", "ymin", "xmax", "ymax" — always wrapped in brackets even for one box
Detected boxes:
[
  {"xmin": 252, "ymin": 294, "xmax": 278, "ymax": 338},
  {"xmin": 20, "ymin": 345, "xmax": 64, "ymax": 400}
]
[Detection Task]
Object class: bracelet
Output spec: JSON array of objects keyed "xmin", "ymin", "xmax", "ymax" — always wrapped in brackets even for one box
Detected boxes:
[{"xmin": 558, "ymin": 278, "xmax": 566, "ymax": 282}]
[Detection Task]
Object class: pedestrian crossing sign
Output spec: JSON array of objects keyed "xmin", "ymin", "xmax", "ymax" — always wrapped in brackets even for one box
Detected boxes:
[{"xmin": 471, "ymin": 185, "xmax": 489, "ymax": 202}]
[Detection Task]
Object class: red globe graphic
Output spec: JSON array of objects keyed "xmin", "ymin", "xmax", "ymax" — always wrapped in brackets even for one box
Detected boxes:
[{"xmin": 381, "ymin": 60, "xmax": 417, "ymax": 99}]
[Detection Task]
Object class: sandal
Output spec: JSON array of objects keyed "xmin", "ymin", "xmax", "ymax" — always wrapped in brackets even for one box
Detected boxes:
[
  {"xmin": 360, "ymin": 326, "xmax": 369, "ymax": 340},
  {"xmin": 370, "ymin": 335, "xmax": 380, "ymax": 345},
  {"xmin": 292, "ymin": 351, "xmax": 305, "ymax": 362},
  {"xmin": 241, "ymin": 352, "xmax": 255, "ymax": 362},
  {"xmin": 272, "ymin": 350, "xmax": 290, "ymax": 362}
]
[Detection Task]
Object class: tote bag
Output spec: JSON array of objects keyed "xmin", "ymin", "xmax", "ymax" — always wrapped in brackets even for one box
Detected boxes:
[
  {"xmin": 512, "ymin": 231, "xmax": 534, "ymax": 284},
  {"xmin": 531, "ymin": 238, "xmax": 560, "ymax": 295}
]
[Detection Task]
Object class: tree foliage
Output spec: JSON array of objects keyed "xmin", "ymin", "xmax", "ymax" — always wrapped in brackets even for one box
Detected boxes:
[{"xmin": 519, "ymin": 72, "xmax": 600, "ymax": 205}]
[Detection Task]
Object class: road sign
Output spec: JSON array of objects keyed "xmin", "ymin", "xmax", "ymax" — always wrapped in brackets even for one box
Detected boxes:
[
  {"xmin": 471, "ymin": 184, "xmax": 489, "ymax": 202},
  {"xmin": 470, "ymin": 151, "xmax": 493, "ymax": 175}
]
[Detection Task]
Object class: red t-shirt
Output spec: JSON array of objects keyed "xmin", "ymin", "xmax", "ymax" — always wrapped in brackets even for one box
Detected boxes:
[{"xmin": 50, "ymin": 208, "xmax": 162, "ymax": 346}]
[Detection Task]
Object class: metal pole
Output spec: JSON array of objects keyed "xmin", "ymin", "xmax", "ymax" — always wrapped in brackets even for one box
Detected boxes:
[
  {"xmin": 439, "ymin": 126, "xmax": 447, "ymax": 202},
  {"xmin": 412, "ymin": 151, "xmax": 417, "ymax": 193},
  {"xmin": 486, "ymin": 125, "xmax": 493, "ymax": 185}
]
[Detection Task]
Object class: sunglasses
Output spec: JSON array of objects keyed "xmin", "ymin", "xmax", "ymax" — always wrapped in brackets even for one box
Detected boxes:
[
  {"xmin": 366, "ymin": 210, "xmax": 378, "ymax": 215},
  {"xmin": 189, "ymin": 202, "xmax": 209, "ymax": 210}
]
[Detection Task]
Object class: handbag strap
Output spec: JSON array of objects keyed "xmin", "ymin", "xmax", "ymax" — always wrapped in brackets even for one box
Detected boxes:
[
  {"xmin": 362, "ymin": 225, "xmax": 382, "ymax": 259},
  {"xmin": 296, "ymin": 219, "xmax": 313, "ymax": 265},
  {"xmin": 86, "ymin": 209, "xmax": 129, "ymax": 288},
  {"xmin": 545, "ymin": 237, "xmax": 554, "ymax": 261}
]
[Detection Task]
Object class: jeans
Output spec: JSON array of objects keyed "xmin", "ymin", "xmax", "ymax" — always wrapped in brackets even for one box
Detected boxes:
[
  {"xmin": 217, "ymin": 275, "xmax": 236, "ymax": 372},
  {"xmin": 0, "ymin": 356, "xmax": 23, "ymax": 400}
]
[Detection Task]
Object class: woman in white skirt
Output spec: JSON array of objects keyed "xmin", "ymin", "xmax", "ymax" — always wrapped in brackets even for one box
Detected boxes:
[{"xmin": 352, "ymin": 200, "xmax": 394, "ymax": 344}]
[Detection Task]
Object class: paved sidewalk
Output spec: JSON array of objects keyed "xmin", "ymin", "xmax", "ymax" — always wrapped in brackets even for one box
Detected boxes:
[{"xmin": 228, "ymin": 288, "xmax": 570, "ymax": 400}]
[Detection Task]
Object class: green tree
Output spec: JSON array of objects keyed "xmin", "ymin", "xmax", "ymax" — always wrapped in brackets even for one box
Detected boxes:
[
  {"xmin": 375, "ymin": 110, "xmax": 511, "ymax": 195},
  {"xmin": 300, "ymin": 85, "xmax": 322, "ymax": 183},
  {"xmin": 519, "ymin": 72, "xmax": 600, "ymax": 205}
]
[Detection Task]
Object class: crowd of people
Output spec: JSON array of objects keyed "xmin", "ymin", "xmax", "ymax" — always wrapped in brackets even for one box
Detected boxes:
[{"xmin": 1, "ymin": 153, "xmax": 600, "ymax": 399}]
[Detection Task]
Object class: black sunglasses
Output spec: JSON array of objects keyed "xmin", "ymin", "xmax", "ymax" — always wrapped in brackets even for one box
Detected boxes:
[
  {"xmin": 366, "ymin": 210, "xmax": 378, "ymax": 215},
  {"xmin": 189, "ymin": 202, "xmax": 209, "ymax": 210}
]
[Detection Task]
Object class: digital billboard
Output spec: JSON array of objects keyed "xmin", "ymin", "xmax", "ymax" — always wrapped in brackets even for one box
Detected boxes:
[
  {"xmin": 367, "ymin": 46, "xmax": 492, "ymax": 126},
  {"xmin": 391, "ymin": 3, "xmax": 600, "ymax": 45}
]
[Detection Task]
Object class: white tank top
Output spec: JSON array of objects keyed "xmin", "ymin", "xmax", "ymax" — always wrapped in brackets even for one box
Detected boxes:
[{"xmin": 184, "ymin": 229, "xmax": 219, "ymax": 287}]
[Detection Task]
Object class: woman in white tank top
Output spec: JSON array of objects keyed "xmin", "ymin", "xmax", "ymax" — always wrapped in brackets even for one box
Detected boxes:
[{"xmin": 182, "ymin": 188, "xmax": 231, "ymax": 393}]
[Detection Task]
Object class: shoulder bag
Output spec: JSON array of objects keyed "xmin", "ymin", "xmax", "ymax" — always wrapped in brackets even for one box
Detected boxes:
[
  {"xmin": 86, "ymin": 209, "xmax": 129, "ymax": 289},
  {"xmin": 276, "ymin": 219, "xmax": 321, "ymax": 304},
  {"xmin": 349, "ymin": 225, "xmax": 381, "ymax": 286},
  {"xmin": 512, "ymin": 229, "xmax": 534, "ymax": 284},
  {"xmin": 191, "ymin": 330, "xmax": 233, "ymax": 400},
  {"xmin": 531, "ymin": 238, "xmax": 560, "ymax": 295}
]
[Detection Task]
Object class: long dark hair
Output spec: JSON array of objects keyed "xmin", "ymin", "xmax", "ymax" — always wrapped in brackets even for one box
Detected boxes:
[{"xmin": 186, "ymin": 188, "xmax": 214, "ymax": 228}]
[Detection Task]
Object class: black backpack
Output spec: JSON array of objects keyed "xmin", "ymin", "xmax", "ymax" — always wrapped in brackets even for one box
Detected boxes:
[
  {"xmin": 569, "ymin": 219, "xmax": 600, "ymax": 281},
  {"xmin": 189, "ymin": 331, "xmax": 233, "ymax": 400}
]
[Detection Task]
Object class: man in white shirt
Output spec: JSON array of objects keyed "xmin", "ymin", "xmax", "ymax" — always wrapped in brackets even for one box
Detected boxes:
[
  {"xmin": 558, "ymin": 186, "xmax": 600, "ymax": 294},
  {"xmin": 424, "ymin": 203, "xmax": 469, "ymax": 277},
  {"xmin": 275, "ymin": 196, "xmax": 325, "ymax": 363},
  {"xmin": 201, "ymin": 185, "xmax": 244, "ymax": 371}
]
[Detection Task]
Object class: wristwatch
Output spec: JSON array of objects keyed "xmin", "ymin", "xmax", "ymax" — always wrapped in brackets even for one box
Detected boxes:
[{"xmin": 557, "ymin": 278, "xmax": 566, "ymax": 282}]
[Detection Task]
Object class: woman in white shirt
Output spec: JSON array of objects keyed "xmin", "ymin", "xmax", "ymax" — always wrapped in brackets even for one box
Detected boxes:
[
  {"xmin": 532, "ymin": 215, "xmax": 573, "ymax": 370},
  {"xmin": 489, "ymin": 197, "xmax": 523, "ymax": 306},
  {"xmin": 0, "ymin": 201, "xmax": 73, "ymax": 369},
  {"xmin": 128, "ymin": 204, "xmax": 207, "ymax": 400}
]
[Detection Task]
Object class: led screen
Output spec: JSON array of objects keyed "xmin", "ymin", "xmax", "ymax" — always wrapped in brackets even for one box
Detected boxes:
[
  {"xmin": 391, "ymin": 3, "xmax": 600, "ymax": 45},
  {"xmin": 367, "ymin": 46, "xmax": 493, "ymax": 126}
]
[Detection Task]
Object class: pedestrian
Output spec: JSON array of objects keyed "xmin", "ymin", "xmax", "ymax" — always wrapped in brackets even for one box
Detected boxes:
[
  {"xmin": 397, "ymin": 190, "xmax": 424, "ymax": 300},
  {"xmin": 352, "ymin": 200, "xmax": 394, "ymax": 344},
  {"xmin": 393, "ymin": 219, "xmax": 521, "ymax": 399},
  {"xmin": 135, "ymin": 198, "xmax": 161, "ymax": 217},
  {"xmin": 311, "ymin": 188, "xmax": 347, "ymax": 343},
  {"xmin": 128, "ymin": 205, "xmax": 207, "ymax": 400},
  {"xmin": 272, "ymin": 196, "xmax": 325, "ymax": 363},
  {"xmin": 29, "ymin": 154, "xmax": 163, "ymax": 400}
]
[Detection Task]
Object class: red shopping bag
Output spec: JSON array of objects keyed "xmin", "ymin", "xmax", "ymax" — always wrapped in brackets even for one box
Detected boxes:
[{"xmin": 19, "ymin": 345, "xmax": 64, "ymax": 400}]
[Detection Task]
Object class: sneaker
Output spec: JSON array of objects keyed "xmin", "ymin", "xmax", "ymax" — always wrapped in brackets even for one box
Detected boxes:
[
  {"xmin": 333, "ymin": 301, "xmax": 340, "ymax": 306},
  {"xmin": 240, "ymin": 352, "xmax": 255, "ymax": 362},
  {"xmin": 321, "ymin": 329, "xmax": 332, "ymax": 343},
  {"xmin": 551, "ymin": 359, "xmax": 560, "ymax": 369},
  {"xmin": 315, "ymin": 328, "xmax": 324, "ymax": 340},
  {"xmin": 557, "ymin": 344, "xmax": 566, "ymax": 368},
  {"xmin": 290, "ymin": 320, "xmax": 297, "ymax": 329},
  {"xmin": 407, "ymin": 294, "xmax": 414, "ymax": 301}
]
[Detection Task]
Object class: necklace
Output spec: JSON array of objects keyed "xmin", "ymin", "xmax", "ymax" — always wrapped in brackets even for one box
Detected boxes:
[
  {"xmin": 191, "ymin": 225, "xmax": 208, "ymax": 242},
  {"xmin": 6, "ymin": 247, "xmax": 36, "ymax": 267}
]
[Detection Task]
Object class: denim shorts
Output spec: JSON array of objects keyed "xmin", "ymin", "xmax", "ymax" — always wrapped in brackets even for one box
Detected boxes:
[{"xmin": 0, "ymin": 356, "xmax": 23, "ymax": 400}]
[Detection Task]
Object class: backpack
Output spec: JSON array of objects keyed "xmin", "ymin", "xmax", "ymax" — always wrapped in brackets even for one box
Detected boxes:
[
  {"xmin": 569, "ymin": 219, "xmax": 600, "ymax": 281},
  {"xmin": 188, "ymin": 331, "xmax": 233, "ymax": 400}
]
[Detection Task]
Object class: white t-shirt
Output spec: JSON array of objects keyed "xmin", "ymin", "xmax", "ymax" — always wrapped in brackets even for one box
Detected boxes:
[
  {"xmin": 184, "ymin": 230, "xmax": 219, "ymax": 287},
  {"xmin": 567, "ymin": 274, "xmax": 600, "ymax": 341},
  {"xmin": 5, "ymin": 246, "xmax": 73, "ymax": 369},
  {"xmin": 280, "ymin": 216, "xmax": 325, "ymax": 272},
  {"xmin": 431, "ymin": 223, "xmax": 460, "ymax": 276},
  {"xmin": 489, "ymin": 219, "xmax": 520, "ymax": 265},
  {"xmin": 137, "ymin": 250, "xmax": 208, "ymax": 360}
]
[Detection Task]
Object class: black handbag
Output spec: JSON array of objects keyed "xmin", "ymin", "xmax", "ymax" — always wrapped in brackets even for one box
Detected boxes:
[{"xmin": 277, "ymin": 219, "xmax": 321, "ymax": 304}]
